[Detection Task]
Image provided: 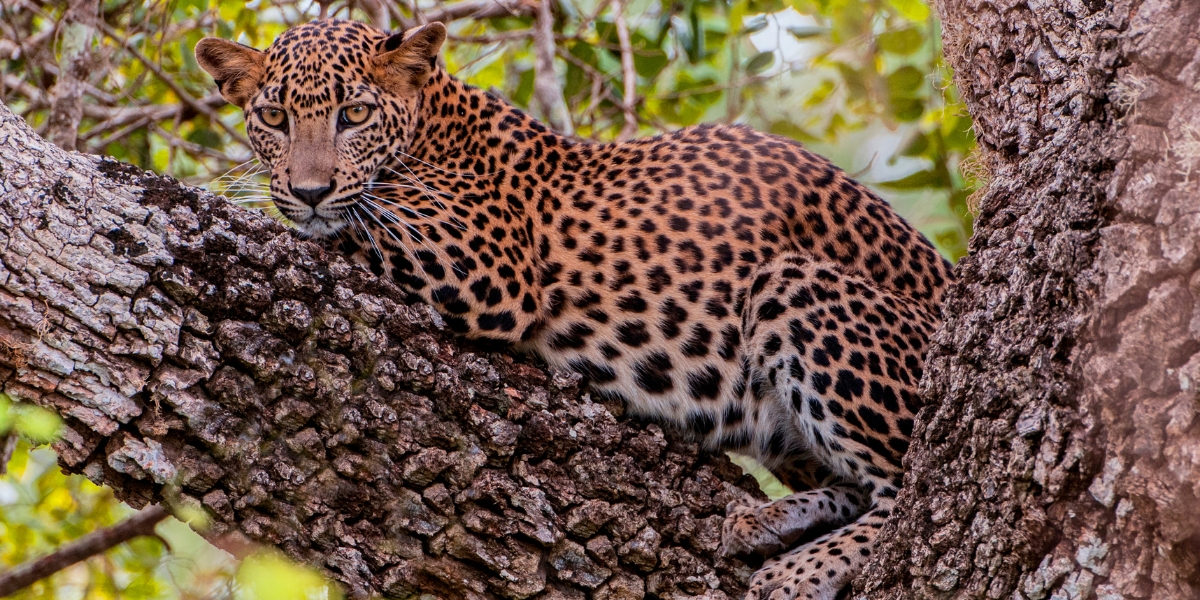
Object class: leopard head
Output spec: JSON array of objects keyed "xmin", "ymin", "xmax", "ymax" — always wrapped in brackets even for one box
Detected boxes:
[{"xmin": 196, "ymin": 19, "xmax": 446, "ymax": 238}]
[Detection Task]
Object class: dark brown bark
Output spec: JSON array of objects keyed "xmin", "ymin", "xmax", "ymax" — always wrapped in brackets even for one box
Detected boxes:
[
  {"xmin": 0, "ymin": 102, "xmax": 765, "ymax": 599},
  {"xmin": 858, "ymin": 0, "xmax": 1200, "ymax": 598}
]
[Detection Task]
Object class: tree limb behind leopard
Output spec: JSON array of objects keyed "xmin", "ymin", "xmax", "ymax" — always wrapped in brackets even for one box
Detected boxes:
[{"xmin": 196, "ymin": 19, "xmax": 953, "ymax": 599}]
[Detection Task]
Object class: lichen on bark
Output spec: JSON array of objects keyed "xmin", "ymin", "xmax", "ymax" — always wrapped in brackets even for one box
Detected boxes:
[{"xmin": 0, "ymin": 103, "xmax": 765, "ymax": 599}]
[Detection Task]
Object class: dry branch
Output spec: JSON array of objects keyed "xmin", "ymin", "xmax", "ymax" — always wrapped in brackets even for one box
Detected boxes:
[
  {"xmin": 44, "ymin": 0, "xmax": 98, "ymax": 151},
  {"xmin": 92, "ymin": 20, "xmax": 250, "ymax": 149},
  {"xmin": 0, "ymin": 101, "xmax": 764, "ymax": 598},
  {"xmin": 418, "ymin": 0, "xmax": 535, "ymax": 25},
  {"xmin": 532, "ymin": 0, "xmax": 573, "ymax": 135},
  {"xmin": 0, "ymin": 432, "xmax": 16, "ymax": 476},
  {"xmin": 613, "ymin": 0, "xmax": 638, "ymax": 140},
  {"xmin": 0, "ymin": 505, "xmax": 169, "ymax": 596}
]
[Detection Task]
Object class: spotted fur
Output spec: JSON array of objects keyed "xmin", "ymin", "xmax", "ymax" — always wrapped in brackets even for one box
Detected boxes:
[{"xmin": 197, "ymin": 19, "xmax": 952, "ymax": 599}]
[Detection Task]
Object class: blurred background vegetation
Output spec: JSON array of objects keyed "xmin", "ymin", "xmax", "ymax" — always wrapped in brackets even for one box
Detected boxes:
[{"xmin": 0, "ymin": 0, "xmax": 976, "ymax": 596}]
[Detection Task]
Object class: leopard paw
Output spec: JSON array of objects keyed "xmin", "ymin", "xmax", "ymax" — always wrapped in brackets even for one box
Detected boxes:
[
  {"xmin": 721, "ymin": 501, "xmax": 790, "ymax": 557},
  {"xmin": 743, "ymin": 552, "xmax": 847, "ymax": 600}
]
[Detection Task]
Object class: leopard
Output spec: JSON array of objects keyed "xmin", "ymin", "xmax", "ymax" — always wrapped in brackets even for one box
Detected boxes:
[{"xmin": 196, "ymin": 18, "xmax": 952, "ymax": 599}]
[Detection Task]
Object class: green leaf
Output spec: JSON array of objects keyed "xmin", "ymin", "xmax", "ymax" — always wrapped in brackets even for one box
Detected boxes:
[
  {"xmin": 886, "ymin": 65, "xmax": 924, "ymax": 96},
  {"xmin": 891, "ymin": 97, "xmax": 925, "ymax": 121},
  {"xmin": 514, "ymin": 68, "xmax": 535, "ymax": 108},
  {"xmin": 15, "ymin": 405, "xmax": 61, "ymax": 443},
  {"xmin": 786, "ymin": 25, "xmax": 827, "ymax": 39},
  {"xmin": 876, "ymin": 28, "xmax": 923, "ymax": 55},
  {"xmin": 944, "ymin": 114, "xmax": 976, "ymax": 152},
  {"xmin": 889, "ymin": 0, "xmax": 930, "ymax": 21},
  {"xmin": 187, "ymin": 126, "xmax": 223, "ymax": 149},
  {"xmin": 743, "ymin": 15, "xmax": 769, "ymax": 34},
  {"xmin": 237, "ymin": 551, "xmax": 340, "ymax": 600},
  {"xmin": 634, "ymin": 49, "xmax": 670, "ymax": 78},
  {"xmin": 877, "ymin": 169, "xmax": 947, "ymax": 190},
  {"xmin": 745, "ymin": 51, "xmax": 775, "ymax": 74},
  {"xmin": 899, "ymin": 132, "xmax": 930, "ymax": 157},
  {"xmin": 768, "ymin": 120, "xmax": 817, "ymax": 143},
  {"xmin": 834, "ymin": 62, "xmax": 869, "ymax": 98},
  {"xmin": 746, "ymin": 0, "xmax": 787, "ymax": 14}
]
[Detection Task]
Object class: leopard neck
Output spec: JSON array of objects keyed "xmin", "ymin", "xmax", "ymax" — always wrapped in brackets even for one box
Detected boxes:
[{"xmin": 405, "ymin": 69, "xmax": 570, "ymax": 173}]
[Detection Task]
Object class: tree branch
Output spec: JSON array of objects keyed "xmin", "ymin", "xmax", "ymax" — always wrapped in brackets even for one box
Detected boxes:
[
  {"xmin": 531, "ymin": 0, "xmax": 573, "ymax": 135},
  {"xmin": 0, "ymin": 432, "xmax": 16, "ymax": 476},
  {"xmin": 92, "ymin": 20, "xmax": 251, "ymax": 149},
  {"xmin": 417, "ymin": 0, "xmax": 534, "ymax": 25},
  {"xmin": 613, "ymin": 0, "xmax": 638, "ymax": 140},
  {"xmin": 0, "ymin": 505, "xmax": 169, "ymax": 596},
  {"xmin": 0, "ymin": 101, "xmax": 762, "ymax": 598},
  {"xmin": 44, "ymin": 0, "xmax": 98, "ymax": 151}
]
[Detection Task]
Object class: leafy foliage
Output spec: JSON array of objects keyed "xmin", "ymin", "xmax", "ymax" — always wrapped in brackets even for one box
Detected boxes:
[{"xmin": 0, "ymin": 0, "xmax": 976, "ymax": 594}]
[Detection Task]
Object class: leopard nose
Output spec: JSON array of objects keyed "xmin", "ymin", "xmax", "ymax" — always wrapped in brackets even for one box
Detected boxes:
[{"xmin": 290, "ymin": 182, "xmax": 334, "ymax": 207}]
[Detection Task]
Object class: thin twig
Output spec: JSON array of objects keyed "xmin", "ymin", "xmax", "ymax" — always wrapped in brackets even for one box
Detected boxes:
[
  {"xmin": 448, "ymin": 30, "xmax": 533, "ymax": 43},
  {"xmin": 93, "ymin": 19, "xmax": 251, "ymax": 149},
  {"xmin": 613, "ymin": 0, "xmax": 638, "ymax": 139},
  {"xmin": 419, "ymin": 0, "xmax": 532, "ymax": 24},
  {"xmin": 0, "ymin": 432, "xmax": 17, "ymax": 476},
  {"xmin": 0, "ymin": 505, "xmax": 169, "ymax": 597}
]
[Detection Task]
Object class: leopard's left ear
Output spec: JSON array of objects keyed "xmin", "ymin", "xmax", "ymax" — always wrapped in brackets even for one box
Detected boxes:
[
  {"xmin": 195, "ymin": 38, "xmax": 265, "ymax": 108},
  {"xmin": 373, "ymin": 22, "xmax": 447, "ymax": 92}
]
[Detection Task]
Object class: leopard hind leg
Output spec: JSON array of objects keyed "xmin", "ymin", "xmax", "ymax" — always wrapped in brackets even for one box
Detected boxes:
[{"xmin": 723, "ymin": 253, "xmax": 937, "ymax": 600}]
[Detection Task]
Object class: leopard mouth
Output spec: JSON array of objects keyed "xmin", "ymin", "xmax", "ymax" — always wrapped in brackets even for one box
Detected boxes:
[
  {"xmin": 275, "ymin": 198, "xmax": 350, "ymax": 239},
  {"xmin": 293, "ymin": 215, "xmax": 347, "ymax": 239}
]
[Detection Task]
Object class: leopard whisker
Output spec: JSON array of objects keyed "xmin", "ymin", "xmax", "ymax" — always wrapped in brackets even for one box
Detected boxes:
[
  {"xmin": 355, "ymin": 199, "xmax": 430, "ymax": 265},
  {"xmin": 346, "ymin": 206, "xmax": 388, "ymax": 270},
  {"xmin": 383, "ymin": 163, "xmax": 450, "ymax": 212},
  {"xmin": 390, "ymin": 150, "xmax": 477, "ymax": 178},
  {"xmin": 362, "ymin": 192, "xmax": 467, "ymax": 235},
  {"xmin": 359, "ymin": 196, "xmax": 455, "ymax": 266}
]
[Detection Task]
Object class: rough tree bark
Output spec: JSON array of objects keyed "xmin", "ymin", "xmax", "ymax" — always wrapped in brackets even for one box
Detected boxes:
[
  {"xmin": 858, "ymin": 0, "xmax": 1200, "ymax": 598},
  {"xmin": 0, "ymin": 103, "xmax": 767, "ymax": 599}
]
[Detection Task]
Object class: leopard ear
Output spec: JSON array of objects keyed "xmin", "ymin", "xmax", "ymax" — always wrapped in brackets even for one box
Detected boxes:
[
  {"xmin": 372, "ymin": 22, "xmax": 447, "ymax": 92},
  {"xmin": 195, "ymin": 38, "xmax": 265, "ymax": 108}
]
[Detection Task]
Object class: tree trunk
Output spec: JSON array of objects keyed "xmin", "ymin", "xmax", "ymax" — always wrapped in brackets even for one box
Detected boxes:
[
  {"xmin": 858, "ymin": 0, "xmax": 1200, "ymax": 598},
  {"xmin": 0, "ymin": 102, "xmax": 766, "ymax": 599}
]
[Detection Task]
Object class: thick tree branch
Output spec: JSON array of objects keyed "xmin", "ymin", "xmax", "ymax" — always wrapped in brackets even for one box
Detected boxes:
[
  {"xmin": 0, "ymin": 101, "xmax": 763, "ymax": 598},
  {"xmin": 0, "ymin": 505, "xmax": 169, "ymax": 596},
  {"xmin": 857, "ymin": 0, "xmax": 1200, "ymax": 598}
]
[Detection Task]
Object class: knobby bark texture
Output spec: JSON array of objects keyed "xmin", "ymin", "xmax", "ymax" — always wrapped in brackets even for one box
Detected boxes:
[
  {"xmin": 859, "ymin": 0, "xmax": 1200, "ymax": 599},
  {"xmin": 0, "ymin": 103, "xmax": 767, "ymax": 599}
]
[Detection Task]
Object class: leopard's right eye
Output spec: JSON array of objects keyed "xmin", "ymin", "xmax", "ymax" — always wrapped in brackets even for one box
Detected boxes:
[{"xmin": 258, "ymin": 107, "xmax": 287, "ymax": 129}]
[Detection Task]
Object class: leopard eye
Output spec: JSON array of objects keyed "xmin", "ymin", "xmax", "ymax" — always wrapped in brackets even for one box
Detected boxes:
[
  {"xmin": 258, "ymin": 107, "xmax": 287, "ymax": 129},
  {"xmin": 340, "ymin": 104, "xmax": 372, "ymax": 126}
]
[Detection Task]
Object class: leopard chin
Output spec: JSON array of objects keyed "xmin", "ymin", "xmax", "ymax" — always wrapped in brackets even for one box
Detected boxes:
[
  {"xmin": 280, "ymin": 207, "xmax": 348, "ymax": 239},
  {"xmin": 294, "ymin": 216, "xmax": 347, "ymax": 239}
]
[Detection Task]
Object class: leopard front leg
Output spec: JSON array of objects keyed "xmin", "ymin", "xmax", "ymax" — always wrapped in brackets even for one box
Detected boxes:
[
  {"xmin": 744, "ymin": 502, "xmax": 893, "ymax": 600},
  {"xmin": 722, "ymin": 483, "xmax": 867, "ymax": 557},
  {"xmin": 723, "ymin": 253, "xmax": 938, "ymax": 600}
]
